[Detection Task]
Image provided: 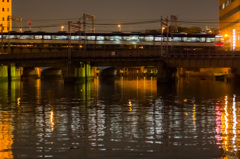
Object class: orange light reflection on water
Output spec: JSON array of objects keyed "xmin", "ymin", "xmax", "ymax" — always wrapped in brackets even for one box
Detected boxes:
[
  {"xmin": 218, "ymin": 95, "xmax": 239, "ymax": 156},
  {"xmin": 50, "ymin": 110, "xmax": 54, "ymax": 132},
  {"xmin": 0, "ymin": 111, "xmax": 13, "ymax": 159}
]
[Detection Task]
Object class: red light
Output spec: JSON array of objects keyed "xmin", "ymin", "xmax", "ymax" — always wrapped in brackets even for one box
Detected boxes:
[
  {"xmin": 28, "ymin": 21, "xmax": 32, "ymax": 25},
  {"xmin": 215, "ymin": 42, "xmax": 224, "ymax": 46}
]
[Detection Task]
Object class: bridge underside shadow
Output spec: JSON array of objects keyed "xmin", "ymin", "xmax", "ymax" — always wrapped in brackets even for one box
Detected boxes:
[{"xmin": 4, "ymin": 63, "xmax": 97, "ymax": 82}]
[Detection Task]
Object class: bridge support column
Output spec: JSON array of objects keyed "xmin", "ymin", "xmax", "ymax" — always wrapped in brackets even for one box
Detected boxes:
[
  {"xmin": 21, "ymin": 67, "xmax": 40, "ymax": 80},
  {"xmin": 8, "ymin": 64, "xmax": 22, "ymax": 81},
  {"xmin": 157, "ymin": 63, "xmax": 176, "ymax": 83},
  {"xmin": 0, "ymin": 64, "xmax": 22, "ymax": 81},
  {"xmin": 0, "ymin": 64, "xmax": 8, "ymax": 81},
  {"xmin": 62, "ymin": 62, "xmax": 96, "ymax": 82}
]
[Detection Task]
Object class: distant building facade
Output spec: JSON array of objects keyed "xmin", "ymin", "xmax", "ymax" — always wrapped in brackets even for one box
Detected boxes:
[
  {"xmin": 0, "ymin": 0, "xmax": 12, "ymax": 32},
  {"xmin": 219, "ymin": 0, "xmax": 240, "ymax": 49}
]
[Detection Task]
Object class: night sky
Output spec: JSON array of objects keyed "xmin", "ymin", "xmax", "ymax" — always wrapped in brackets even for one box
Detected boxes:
[{"xmin": 12, "ymin": 0, "xmax": 219, "ymax": 32}]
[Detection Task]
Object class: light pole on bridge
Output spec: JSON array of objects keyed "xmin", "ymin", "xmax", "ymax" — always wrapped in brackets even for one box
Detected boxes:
[
  {"xmin": 0, "ymin": 24, "xmax": 3, "ymax": 54},
  {"xmin": 118, "ymin": 24, "xmax": 121, "ymax": 32},
  {"xmin": 68, "ymin": 21, "xmax": 72, "ymax": 64},
  {"xmin": 161, "ymin": 17, "xmax": 169, "ymax": 55},
  {"xmin": 61, "ymin": 25, "xmax": 64, "ymax": 32}
]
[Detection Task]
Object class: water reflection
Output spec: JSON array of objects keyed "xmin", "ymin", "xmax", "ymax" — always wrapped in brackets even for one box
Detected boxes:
[
  {"xmin": 0, "ymin": 110, "xmax": 13, "ymax": 159},
  {"xmin": 215, "ymin": 94, "xmax": 239, "ymax": 158},
  {"xmin": 1, "ymin": 78, "xmax": 240, "ymax": 158}
]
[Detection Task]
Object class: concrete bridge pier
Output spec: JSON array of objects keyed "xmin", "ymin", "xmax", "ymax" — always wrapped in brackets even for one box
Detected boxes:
[
  {"xmin": 0, "ymin": 64, "xmax": 8, "ymax": 81},
  {"xmin": 8, "ymin": 64, "xmax": 22, "ymax": 81},
  {"xmin": 0, "ymin": 64, "xmax": 22, "ymax": 81},
  {"xmin": 156, "ymin": 63, "xmax": 177, "ymax": 83},
  {"xmin": 61, "ymin": 62, "xmax": 96, "ymax": 82}
]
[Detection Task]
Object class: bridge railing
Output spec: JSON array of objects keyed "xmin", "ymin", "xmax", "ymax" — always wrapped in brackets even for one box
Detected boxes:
[
  {"xmin": 0, "ymin": 49, "xmax": 164, "ymax": 61},
  {"xmin": 2, "ymin": 44, "xmax": 240, "ymax": 61},
  {"xmin": 164, "ymin": 47, "xmax": 240, "ymax": 58},
  {"xmin": 72, "ymin": 49, "xmax": 162, "ymax": 58}
]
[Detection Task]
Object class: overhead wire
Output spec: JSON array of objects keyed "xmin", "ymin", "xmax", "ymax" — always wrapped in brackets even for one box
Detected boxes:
[{"xmin": 10, "ymin": 18, "xmax": 240, "ymax": 31}]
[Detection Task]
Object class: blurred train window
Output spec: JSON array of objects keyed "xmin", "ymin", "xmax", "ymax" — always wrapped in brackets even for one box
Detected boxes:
[
  {"xmin": 43, "ymin": 35, "xmax": 51, "ymax": 40},
  {"xmin": 35, "ymin": 35, "xmax": 42, "ymax": 40}
]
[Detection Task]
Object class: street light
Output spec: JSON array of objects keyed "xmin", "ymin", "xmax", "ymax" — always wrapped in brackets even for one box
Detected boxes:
[
  {"xmin": 118, "ymin": 24, "xmax": 121, "ymax": 32},
  {"xmin": 233, "ymin": 29, "xmax": 236, "ymax": 51},
  {"xmin": 61, "ymin": 25, "xmax": 64, "ymax": 32},
  {"xmin": 162, "ymin": 27, "xmax": 165, "ymax": 33}
]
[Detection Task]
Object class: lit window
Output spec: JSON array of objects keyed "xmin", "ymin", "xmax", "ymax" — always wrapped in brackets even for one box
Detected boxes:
[
  {"xmin": 96, "ymin": 36, "xmax": 104, "ymax": 41},
  {"xmin": 233, "ymin": 29, "xmax": 236, "ymax": 50},
  {"xmin": 173, "ymin": 37, "xmax": 181, "ymax": 42},
  {"xmin": 70, "ymin": 36, "xmax": 80, "ymax": 40},
  {"xmin": 87, "ymin": 36, "xmax": 95, "ymax": 41},
  {"xmin": 155, "ymin": 37, "xmax": 162, "ymax": 41},
  {"xmin": 200, "ymin": 37, "xmax": 205, "ymax": 42},
  {"xmin": 34, "ymin": 35, "xmax": 42, "ymax": 40},
  {"xmin": 43, "ymin": 35, "xmax": 51, "ymax": 39},
  {"xmin": 144, "ymin": 36, "xmax": 154, "ymax": 41},
  {"xmin": 222, "ymin": 3, "xmax": 225, "ymax": 9}
]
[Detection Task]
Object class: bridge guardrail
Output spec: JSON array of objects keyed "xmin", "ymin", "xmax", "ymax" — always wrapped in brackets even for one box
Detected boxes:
[{"xmin": 1, "ymin": 49, "xmax": 240, "ymax": 62}]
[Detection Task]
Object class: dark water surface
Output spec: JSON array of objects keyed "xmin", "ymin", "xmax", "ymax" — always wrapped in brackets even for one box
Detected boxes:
[{"xmin": 0, "ymin": 77, "xmax": 239, "ymax": 159}]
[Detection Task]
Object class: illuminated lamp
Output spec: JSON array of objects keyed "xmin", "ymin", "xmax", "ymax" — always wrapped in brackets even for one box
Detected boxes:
[
  {"xmin": 215, "ymin": 42, "xmax": 224, "ymax": 46},
  {"xmin": 233, "ymin": 29, "xmax": 236, "ymax": 50}
]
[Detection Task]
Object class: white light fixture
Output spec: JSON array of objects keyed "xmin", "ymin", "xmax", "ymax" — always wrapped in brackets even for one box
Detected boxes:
[{"xmin": 233, "ymin": 29, "xmax": 236, "ymax": 50}]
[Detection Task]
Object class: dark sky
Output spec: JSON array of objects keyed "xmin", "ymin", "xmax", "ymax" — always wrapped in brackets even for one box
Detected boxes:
[{"xmin": 12, "ymin": 0, "xmax": 219, "ymax": 32}]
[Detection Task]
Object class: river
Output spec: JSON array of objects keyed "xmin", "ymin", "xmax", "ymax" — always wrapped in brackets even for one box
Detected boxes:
[{"xmin": 0, "ymin": 77, "xmax": 239, "ymax": 159}]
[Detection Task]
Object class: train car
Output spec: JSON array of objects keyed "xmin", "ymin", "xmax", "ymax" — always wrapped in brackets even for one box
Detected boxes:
[{"xmin": 0, "ymin": 31, "xmax": 223, "ymax": 51}]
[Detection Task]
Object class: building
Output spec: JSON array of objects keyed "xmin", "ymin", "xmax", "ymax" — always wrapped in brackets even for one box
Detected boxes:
[
  {"xmin": 0, "ymin": 0, "xmax": 12, "ymax": 32},
  {"xmin": 219, "ymin": 0, "xmax": 240, "ymax": 49}
]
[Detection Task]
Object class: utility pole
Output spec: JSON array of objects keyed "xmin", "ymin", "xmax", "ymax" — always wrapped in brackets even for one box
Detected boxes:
[
  {"xmin": 166, "ymin": 17, "xmax": 169, "ymax": 54},
  {"xmin": 68, "ymin": 19, "xmax": 82, "ymax": 53},
  {"xmin": 161, "ymin": 16, "xmax": 169, "ymax": 56},
  {"xmin": 170, "ymin": 15, "xmax": 177, "ymax": 54},
  {"xmin": 7, "ymin": 16, "xmax": 10, "ymax": 54},
  {"xmin": 82, "ymin": 13, "xmax": 95, "ymax": 51},
  {"xmin": 68, "ymin": 21, "xmax": 72, "ymax": 63},
  {"xmin": 0, "ymin": 24, "xmax": 3, "ymax": 54},
  {"xmin": 7, "ymin": 16, "xmax": 23, "ymax": 54},
  {"xmin": 161, "ymin": 16, "xmax": 163, "ymax": 55},
  {"xmin": 8, "ymin": 16, "xmax": 23, "ymax": 32},
  {"xmin": 83, "ymin": 14, "xmax": 87, "ymax": 51},
  {"xmin": 82, "ymin": 13, "xmax": 95, "ymax": 33},
  {"xmin": 28, "ymin": 21, "xmax": 32, "ymax": 32},
  {"xmin": 78, "ymin": 19, "xmax": 82, "ymax": 51},
  {"xmin": 170, "ymin": 15, "xmax": 178, "ymax": 38}
]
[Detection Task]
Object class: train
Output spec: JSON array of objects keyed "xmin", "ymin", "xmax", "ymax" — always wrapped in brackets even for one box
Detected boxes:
[{"xmin": 0, "ymin": 31, "xmax": 224, "ymax": 50}]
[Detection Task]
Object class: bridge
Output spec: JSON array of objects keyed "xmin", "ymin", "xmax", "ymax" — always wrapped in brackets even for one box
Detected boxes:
[{"xmin": 0, "ymin": 32, "xmax": 238, "ymax": 82}]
